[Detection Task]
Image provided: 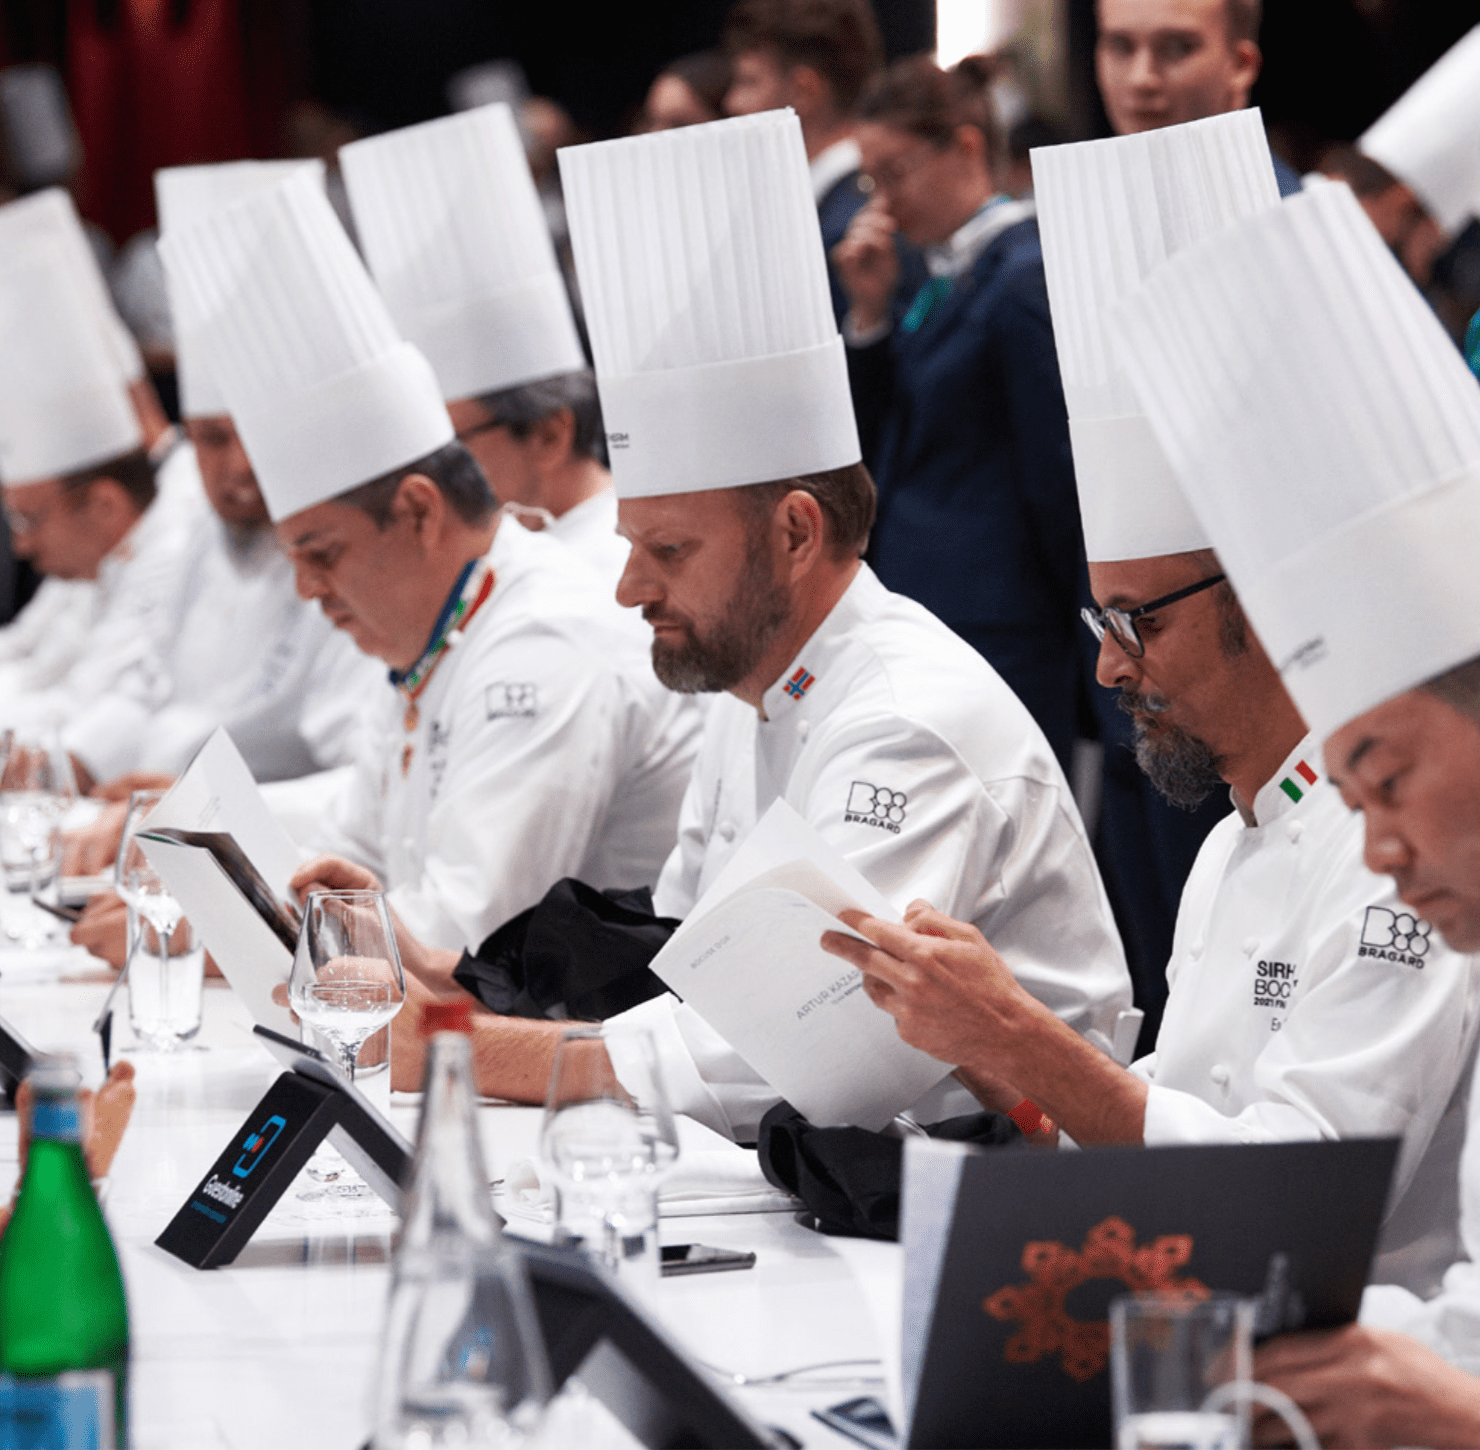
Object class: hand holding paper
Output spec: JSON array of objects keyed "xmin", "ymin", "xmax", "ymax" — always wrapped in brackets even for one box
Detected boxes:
[{"xmin": 645, "ymin": 801, "xmax": 952, "ymax": 1130}]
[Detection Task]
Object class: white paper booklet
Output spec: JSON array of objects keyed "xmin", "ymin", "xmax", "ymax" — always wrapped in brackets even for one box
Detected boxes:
[
  {"xmin": 647, "ymin": 800, "xmax": 953, "ymax": 1130},
  {"xmin": 136, "ymin": 727, "xmax": 300, "ymax": 1034}
]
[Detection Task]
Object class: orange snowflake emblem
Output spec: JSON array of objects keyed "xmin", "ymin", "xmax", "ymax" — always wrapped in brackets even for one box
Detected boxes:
[{"xmin": 982, "ymin": 1215, "xmax": 1209, "ymax": 1382}]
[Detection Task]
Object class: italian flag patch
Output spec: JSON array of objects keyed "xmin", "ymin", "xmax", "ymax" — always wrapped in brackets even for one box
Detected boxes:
[{"xmin": 1279, "ymin": 759, "xmax": 1319, "ymax": 803}]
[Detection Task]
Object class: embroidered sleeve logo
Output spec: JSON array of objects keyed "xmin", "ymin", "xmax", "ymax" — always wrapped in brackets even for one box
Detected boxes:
[
  {"xmin": 844, "ymin": 782, "xmax": 907, "ymax": 833},
  {"xmin": 1359, "ymin": 906, "xmax": 1432, "ymax": 967}
]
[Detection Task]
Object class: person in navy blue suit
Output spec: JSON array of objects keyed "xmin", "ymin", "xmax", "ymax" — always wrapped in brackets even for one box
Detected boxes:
[{"xmin": 835, "ymin": 56, "xmax": 1084, "ymax": 777}]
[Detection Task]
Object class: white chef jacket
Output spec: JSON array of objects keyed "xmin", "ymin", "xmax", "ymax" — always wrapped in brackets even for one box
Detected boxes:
[
  {"xmin": 608, "ymin": 564, "xmax": 1133, "ymax": 1142},
  {"xmin": 0, "ymin": 445, "xmax": 201, "ymax": 773},
  {"xmin": 1362, "ymin": 1063, "xmax": 1480, "ymax": 1366},
  {"xmin": 301, "ymin": 519, "xmax": 701, "ymax": 950},
  {"xmin": 546, "ymin": 488, "xmax": 629, "ymax": 585},
  {"xmin": 1131, "ymin": 736, "xmax": 1480, "ymax": 1296},
  {"xmin": 130, "ymin": 515, "xmax": 381, "ymax": 780},
  {"xmin": 0, "ymin": 576, "xmax": 95, "ymax": 673}
]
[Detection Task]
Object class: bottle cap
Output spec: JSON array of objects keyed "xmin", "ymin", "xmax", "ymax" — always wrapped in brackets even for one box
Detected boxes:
[{"xmin": 421, "ymin": 996, "xmax": 474, "ymax": 1037}]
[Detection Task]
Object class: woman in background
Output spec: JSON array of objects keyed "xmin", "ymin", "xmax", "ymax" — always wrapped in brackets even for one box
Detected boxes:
[
  {"xmin": 835, "ymin": 56, "xmax": 1085, "ymax": 775},
  {"xmin": 632, "ymin": 51, "xmax": 732, "ymax": 133}
]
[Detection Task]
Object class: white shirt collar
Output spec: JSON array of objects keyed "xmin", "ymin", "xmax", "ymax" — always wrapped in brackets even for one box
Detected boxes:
[
  {"xmin": 758, "ymin": 564, "xmax": 884, "ymax": 722},
  {"xmin": 809, "ymin": 137, "xmax": 862, "ymax": 202},
  {"xmin": 1241, "ymin": 734, "xmax": 1325, "ymax": 828},
  {"xmin": 924, "ymin": 195, "xmax": 1037, "ymax": 278}
]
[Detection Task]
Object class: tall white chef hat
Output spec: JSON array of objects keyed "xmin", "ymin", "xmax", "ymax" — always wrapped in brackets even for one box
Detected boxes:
[
  {"xmin": 158, "ymin": 166, "xmax": 454, "ymax": 523},
  {"xmin": 558, "ymin": 108, "xmax": 860, "ymax": 498},
  {"xmin": 1031, "ymin": 108, "xmax": 1281, "ymax": 561},
  {"xmin": 1359, "ymin": 26, "xmax": 1480, "ymax": 237},
  {"xmin": 0, "ymin": 239, "xmax": 141, "ymax": 485},
  {"xmin": 339, "ymin": 103, "xmax": 584, "ymax": 403},
  {"xmin": 1113, "ymin": 179, "xmax": 1480, "ymax": 740},
  {"xmin": 0, "ymin": 186, "xmax": 144, "ymax": 384},
  {"xmin": 155, "ymin": 160, "xmax": 326, "ymax": 419}
]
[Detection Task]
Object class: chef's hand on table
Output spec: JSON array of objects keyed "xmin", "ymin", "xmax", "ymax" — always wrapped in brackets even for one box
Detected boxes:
[
  {"xmin": 62, "ymin": 800, "xmax": 128, "ymax": 877},
  {"xmin": 70, "ymin": 892, "xmax": 128, "ymax": 968}
]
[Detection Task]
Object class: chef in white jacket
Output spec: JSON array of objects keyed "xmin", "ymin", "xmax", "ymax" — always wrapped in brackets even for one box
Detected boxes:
[
  {"xmin": 824, "ymin": 128, "xmax": 1480, "ymax": 1297},
  {"xmin": 369, "ymin": 109, "xmax": 1134, "ymax": 1137},
  {"xmin": 159, "ymin": 167, "xmax": 699, "ymax": 952},
  {"xmin": 0, "ymin": 236, "xmax": 196, "ymax": 782},
  {"xmin": 1090, "ymin": 172, "xmax": 1480, "ymax": 1449},
  {"xmin": 338, "ymin": 103, "xmax": 628, "ymax": 584},
  {"xmin": 117, "ymin": 160, "xmax": 386, "ymax": 784}
]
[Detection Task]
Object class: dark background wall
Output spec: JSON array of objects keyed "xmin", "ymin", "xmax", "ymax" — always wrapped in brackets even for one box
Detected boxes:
[{"xmin": 2, "ymin": 0, "xmax": 1476, "ymax": 244}]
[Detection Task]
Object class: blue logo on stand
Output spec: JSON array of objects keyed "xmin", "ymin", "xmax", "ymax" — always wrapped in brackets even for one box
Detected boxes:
[{"xmin": 233, "ymin": 1115, "xmax": 287, "ymax": 1178}]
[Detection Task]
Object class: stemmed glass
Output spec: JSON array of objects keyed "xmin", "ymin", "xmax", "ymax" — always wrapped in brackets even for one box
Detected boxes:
[
  {"xmin": 116, "ymin": 789, "xmax": 203, "ymax": 1051},
  {"xmin": 539, "ymin": 1024, "xmax": 679, "ymax": 1293},
  {"xmin": 289, "ymin": 891, "xmax": 405, "ymax": 1203},
  {"xmin": 0, "ymin": 726, "xmax": 78, "ymax": 947}
]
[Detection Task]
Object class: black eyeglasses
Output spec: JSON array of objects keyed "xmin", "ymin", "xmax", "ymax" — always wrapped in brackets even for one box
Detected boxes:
[
  {"xmin": 454, "ymin": 418, "xmax": 508, "ymax": 445},
  {"xmin": 1080, "ymin": 573, "xmax": 1226, "ymax": 659}
]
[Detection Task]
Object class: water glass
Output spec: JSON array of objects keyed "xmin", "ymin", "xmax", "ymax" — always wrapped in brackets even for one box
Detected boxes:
[
  {"xmin": 1111, "ymin": 1293, "xmax": 1253, "ymax": 1450},
  {"xmin": 0, "ymin": 728, "xmax": 76, "ymax": 948},
  {"xmin": 290, "ymin": 891, "xmax": 405, "ymax": 1203},
  {"xmin": 539, "ymin": 1024, "xmax": 678, "ymax": 1297},
  {"xmin": 127, "ymin": 911, "xmax": 205, "ymax": 1050}
]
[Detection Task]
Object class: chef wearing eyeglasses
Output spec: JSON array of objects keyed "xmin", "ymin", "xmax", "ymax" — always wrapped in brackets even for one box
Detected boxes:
[{"xmin": 821, "ymin": 120, "xmax": 1480, "ymax": 1298}]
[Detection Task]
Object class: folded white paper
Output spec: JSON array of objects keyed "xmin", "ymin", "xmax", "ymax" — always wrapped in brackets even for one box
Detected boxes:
[
  {"xmin": 137, "ymin": 728, "xmax": 300, "ymax": 1035},
  {"xmin": 647, "ymin": 801, "xmax": 953, "ymax": 1131}
]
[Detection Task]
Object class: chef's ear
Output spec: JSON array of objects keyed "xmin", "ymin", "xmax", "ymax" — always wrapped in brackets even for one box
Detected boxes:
[
  {"xmin": 394, "ymin": 472, "xmax": 445, "ymax": 540},
  {"xmin": 778, "ymin": 487, "xmax": 826, "ymax": 576}
]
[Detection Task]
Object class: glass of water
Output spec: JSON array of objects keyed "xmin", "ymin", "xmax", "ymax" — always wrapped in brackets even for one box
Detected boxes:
[
  {"xmin": 117, "ymin": 789, "xmax": 204, "ymax": 1049},
  {"xmin": 1110, "ymin": 1293, "xmax": 1253, "ymax": 1450},
  {"xmin": 0, "ymin": 727, "xmax": 77, "ymax": 948},
  {"xmin": 539, "ymin": 1024, "xmax": 679, "ymax": 1298}
]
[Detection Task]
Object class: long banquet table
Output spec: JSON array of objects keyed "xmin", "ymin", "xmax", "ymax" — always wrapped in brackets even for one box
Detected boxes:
[{"xmin": 0, "ymin": 955, "xmax": 904, "ymax": 1450}]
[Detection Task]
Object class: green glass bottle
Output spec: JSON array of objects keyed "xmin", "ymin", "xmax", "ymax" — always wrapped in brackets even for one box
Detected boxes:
[{"xmin": 0, "ymin": 1061, "xmax": 129, "ymax": 1449}]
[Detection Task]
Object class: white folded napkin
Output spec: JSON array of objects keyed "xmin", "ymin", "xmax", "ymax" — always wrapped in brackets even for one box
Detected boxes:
[{"xmin": 501, "ymin": 1146, "xmax": 798, "ymax": 1221}]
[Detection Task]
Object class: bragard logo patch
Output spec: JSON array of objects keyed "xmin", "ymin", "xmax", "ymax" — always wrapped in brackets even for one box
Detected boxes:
[
  {"xmin": 486, "ymin": 682, "xmax": 539, "ymax": 720},
  {"xmin": 845, "ymin": 782, "xmax": 906, "ymax": 833},
  {"xmin": 1359, "ymin": 906, "xmax": 1432, "ymax": 968}
]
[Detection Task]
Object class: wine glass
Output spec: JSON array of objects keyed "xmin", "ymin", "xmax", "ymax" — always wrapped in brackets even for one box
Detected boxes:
[
  {"xmin": 539, "ymin": 1024, "xmax": 678, "ymax": 1294},
  {"xmin": 116, "ymin": 789, "xmax": 203, "ymax": 1051},
  {"xmin": 290, "ymin": 891, "xmax": 405, "ymax": 1205},
  {"xmin": 0, "ymin": 725, "xmax": 78, "ymax": 947},
  {"xmin": 289, "ymin": 890, "xmax": 406, "ymax": 1086}
]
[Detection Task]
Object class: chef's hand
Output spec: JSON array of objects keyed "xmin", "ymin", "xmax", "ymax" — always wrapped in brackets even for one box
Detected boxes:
[
  {"xmin": 290, "ymin": 854, "xmax": 383, "ymax": 898},
  {"xmin": 822, "ymin": 899, "xmax": 1030, "ymax": 1069},
  {"xmin": 62, "ymin": 800, "xmax": 128, "ymax": 876},
  {"xmin": 1254, "ymin": 1324, "xmax": 1480, "ymax": 1448},
  {"xmin": 288, "ymin": 856, "xmax": 461, "ymax": 991},
  {"xmin": 832, "ymin": 195, "xmax": 900, "ymax": 333},
  {"xmin": 13, "ymin": 1060, "xmax": 137, "ymax": 1188},
  {"xmin": 91, "ymin": 771, "xmax": 176, "ymax": 803},
  {"xmin": 71, "ymin": 891, "xmax": 129, "ymax": 969}
]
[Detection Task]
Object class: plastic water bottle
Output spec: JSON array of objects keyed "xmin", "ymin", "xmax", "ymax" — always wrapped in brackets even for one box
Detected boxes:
[
  {"xmin": 0, "ymin": 1059, "xmax": 129, "ymax": 1448},
  {"xmin": 375, "ymin": 1000, "xmax": 550, "ymax": 1448}
]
